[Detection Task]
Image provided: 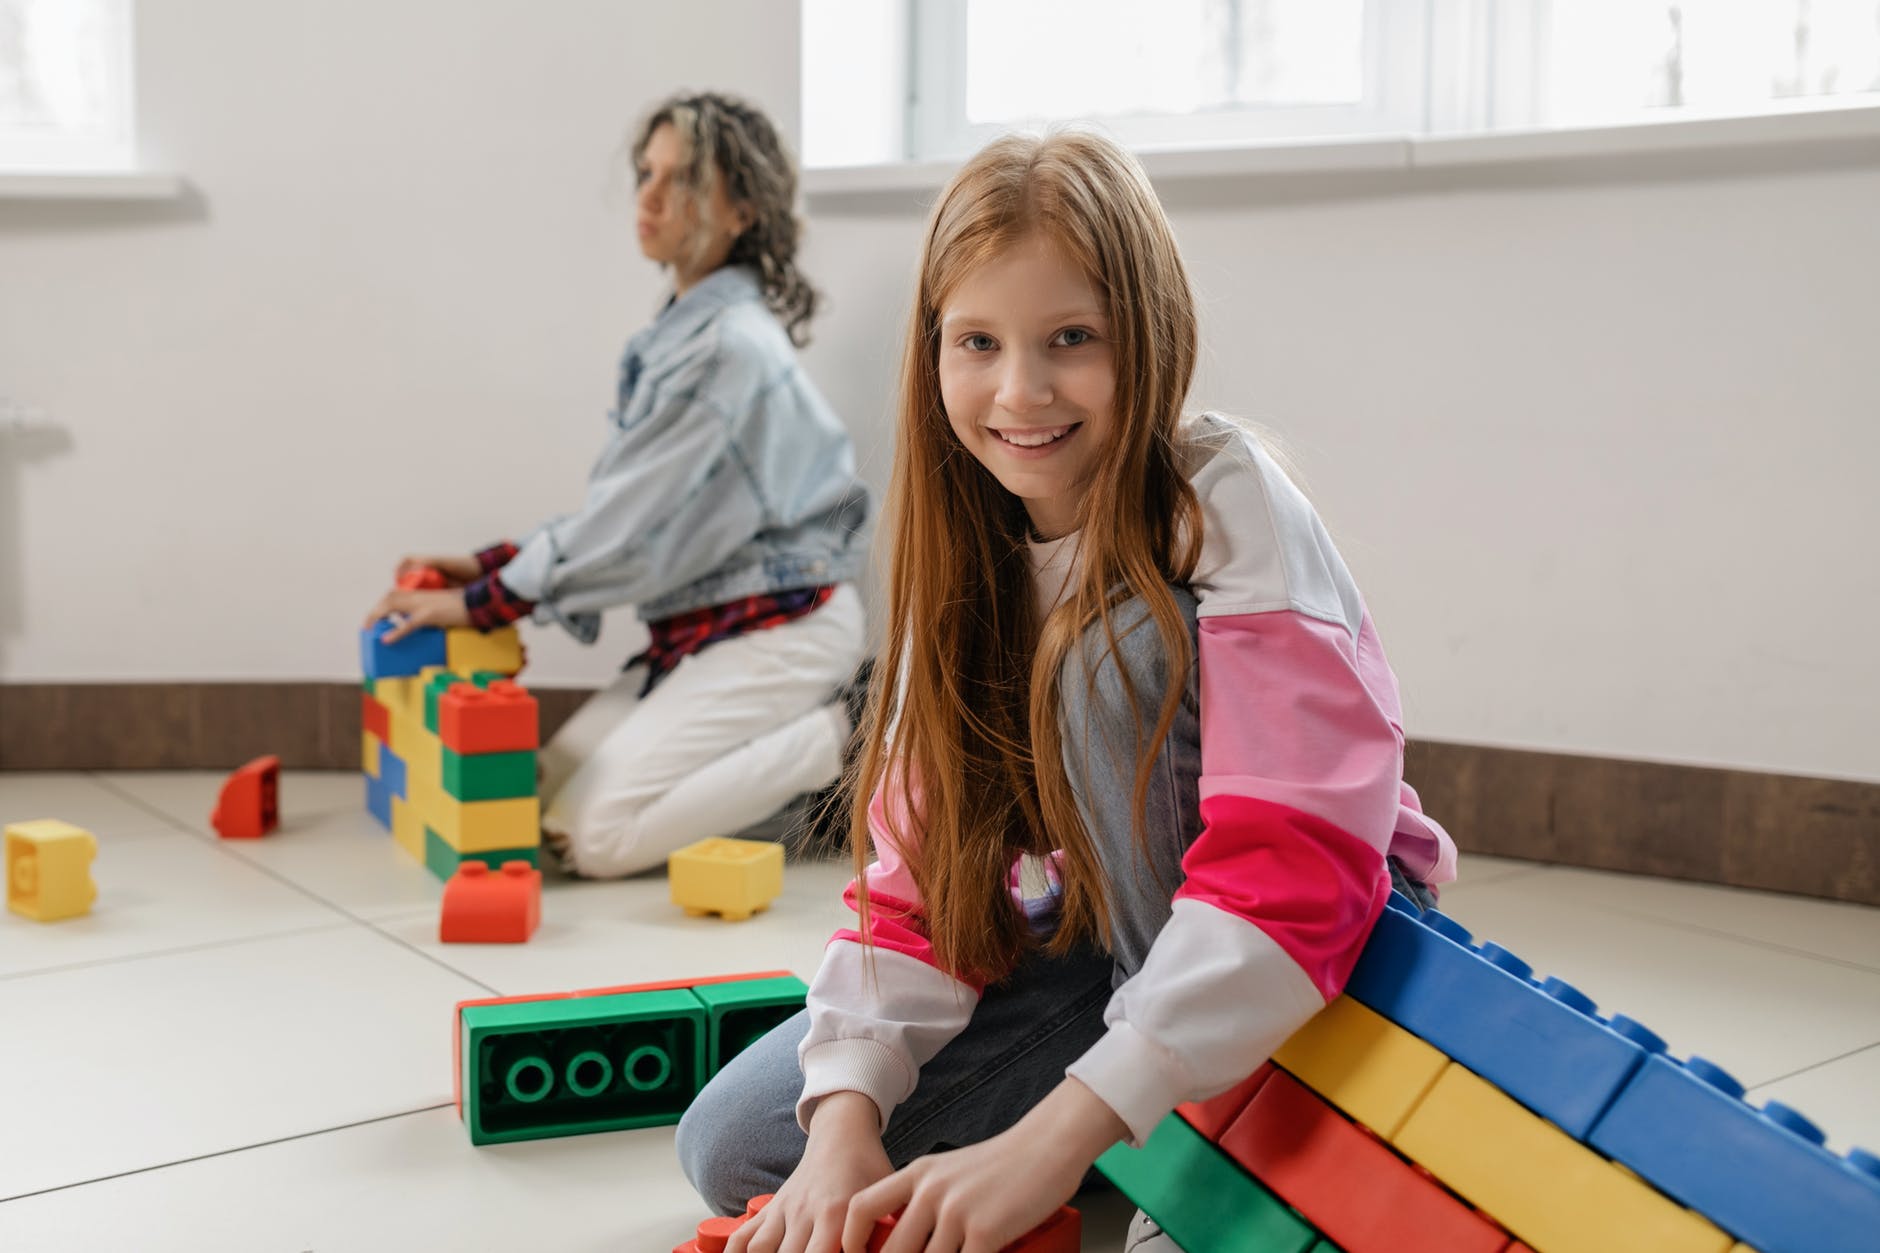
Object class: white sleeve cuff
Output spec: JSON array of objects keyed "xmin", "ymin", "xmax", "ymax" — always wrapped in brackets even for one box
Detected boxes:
[
  {"xmin": 1064, "ymin": 1020, "xmax": 1188, "ymax": 1149},
  {"xmin": 797, "ymin": 1036, "xmax": 913, "ymax": 1135}
]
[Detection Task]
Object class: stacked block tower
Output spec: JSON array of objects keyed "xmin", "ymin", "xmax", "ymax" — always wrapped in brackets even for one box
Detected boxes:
[
  {"xmin": 360, "ymin": 619, "xmax": 542, "ymax": 881},
  {"xmin": 1099, "ymin": 891, "xmax": 1880, "ymax": 1253}
]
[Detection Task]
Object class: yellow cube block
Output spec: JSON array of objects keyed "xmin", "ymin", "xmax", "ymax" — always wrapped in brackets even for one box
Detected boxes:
[
  {"xmin": 390, "ymin": 795, "xmax": 426, "ymax": 863},
  {"xmin": 374, "ymin": 675, "xmax": 420, "ymax": 720},
  {"xmin": 429, "ymin": 794, "xmax": 541, "ymax": 853},
  {"xmin": 1272, "ymin": 995, "xmax": 1449, "ymax": 1139},
  {"xmin": 446, "ymin": 626, "xmax": 523, "ymax": 677},
  {"xmin": 363, "ymin": 730, "xmax": 383, "ymax": 777},
  {"xmin": 1392, "ymin": 1063, "xmax": 1734, "ymax": 1253},
  {"xmin": 668, "ymin": 836, "xmax": 783, "ymax": 921},
  {"xmin": 5, "ymin": 819, "xmax": 98, "ymax": 922},
  {"xmin": 386, "ymin": 707, "xmax": 424, "ymax": 762}
]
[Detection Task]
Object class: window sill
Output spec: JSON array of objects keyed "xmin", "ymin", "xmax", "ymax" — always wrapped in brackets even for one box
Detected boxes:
[
  {"xmin": 0, "ymin": 171, "xmax": 186, "ymax": 201},
  {"xmin": 803, "ymin": 102, "xmax": 1880, "ymax": 202}
]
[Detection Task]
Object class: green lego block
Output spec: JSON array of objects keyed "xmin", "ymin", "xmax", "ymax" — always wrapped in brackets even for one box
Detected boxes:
[
  {"xmin": 425, "ymin": 669, "xmax": 508, "ymax": 732},
  {"xmin": 441, "ymin": 748, "xmax": 537, "ymax": 801},
  {"xmin": 1097, "ymin": 1111, "xmax": 1319, "ymax": 1253},
  {"xmin": 424, "ymin": 826, "xmax": 539, "ymax": 881},
  {"xmin": 691, "ymin": 975, "xmax": 809, "ymax": 1074},
  {"xmin": 460, "ymin": 988, "xmax": 707, "ymax": 1145},
  {"xmin": 363, "ymin": 675, "xmax": 377, "ymax": 695}
]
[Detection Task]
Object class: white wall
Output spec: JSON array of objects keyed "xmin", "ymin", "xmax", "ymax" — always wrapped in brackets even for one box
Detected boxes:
[{"xmin": 3, "ymin": 2, "xmax": 1875, "ymax": 783}]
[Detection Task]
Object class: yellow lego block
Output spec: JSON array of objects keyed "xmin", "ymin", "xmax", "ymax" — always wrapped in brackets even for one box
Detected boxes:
[
  {"xmin": 446, "ymin": 626, "xmax": 524, "ymax": 677},
  {"xmin": 429, "ymin": 794, "xmax": 541, "ymax": 853},
  {"xmin": 1392, "ymin": 1063, "xmax": 1734, "ymax": 1253},
  {"xmin": 390, "ymin": 795, "xmax": 426, "ymax": 863},
  {"xmin": 1272, "ymin": 995, "xmax": 1449, "ymax": 1139},
  {"xmin": 363, "ymin": 730, "xmax": 383, "ymax": 777},
  {"xmin": 668, "ymin": 836, "xmax": 784, "ymax": 921},
  {"xmin": 5, "ymin": 819, "xmax": 98, "ymax": 922},
  {"xmin": 374, "ymin": 675, "xmax": 420, "ymax": 720},
  {"xmin": 404, "ymin": 723, "xmax": 442, "ymax": 791},
  {"xmin": 386, "ymin": 707, "xmax": 424, "ymax": 762}
]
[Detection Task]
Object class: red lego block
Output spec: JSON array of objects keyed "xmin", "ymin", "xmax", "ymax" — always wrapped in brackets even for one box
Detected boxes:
[
  {"xmin": 210, "ymin": 755, "xmax": 281, "ymax": 839},
  {"xmin": 361, "ymin": 692, "xmax": 390, "ymax": 741},
  {"xmin": 674, "ymin": 1197, "xmax": 1080, "ymax": 1252},
  {"xmin": 452, "ymin": 970, "xmax": 798, "ymax": 1117},
  {"xmin": 1176, "ymin": 1062, "xmax": 1277, "ymax": 1141},
  {"xmin": 397, "ymin": 565, "xmax": 449, "ymax": 590},
  {"xmin": 674, "ymin": 1194, "xmax": 774, "ymax": 1252},
  {"xmin": 438, "ymin": 680, "xmax": 538, "ymax": 754},
  {"xmin": 1217, "ymin": 1066, "xmax": 1511, "ymax": 1253},
  {"xmin": 439, "ymin": 860, "xmax": 540, "ymax": 943}
]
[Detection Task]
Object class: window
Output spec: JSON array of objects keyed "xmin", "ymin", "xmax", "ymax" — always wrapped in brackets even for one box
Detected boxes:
[
  {"xmin": 0, "ymin": 0, "xmax": 135, "ymax": 173},
  {"xmin": 802, "ymin": 0, "xmax": 1880, "ymax": 168}
]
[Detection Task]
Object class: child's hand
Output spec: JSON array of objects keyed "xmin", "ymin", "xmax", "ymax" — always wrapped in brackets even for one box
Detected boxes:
[
  {"xmin": 729, "ymin": 1092, "xmax": 892, "ymax": 1253},
  {"xmin": 363, "ymin": 589, "xmax": 471, "ymax": 642},
  {"xmin": 395, "ymin": 554, "xmax": 482, "ymax": 586}
]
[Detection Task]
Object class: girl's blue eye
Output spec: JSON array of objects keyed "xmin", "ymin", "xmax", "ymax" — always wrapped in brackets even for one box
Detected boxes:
[
  {"xmin": 1057, "ymin": 327, "xmax": 1092, "ymax": 347},
  {"xmin": 964, "ymin": 334, "xmax": 996, "ymax": 352}
]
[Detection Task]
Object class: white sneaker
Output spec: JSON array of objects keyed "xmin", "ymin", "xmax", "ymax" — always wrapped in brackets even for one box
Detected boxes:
[{"xmin": 1124, "ymin": 1209, "xmax": 1179, "ymax": 1251}]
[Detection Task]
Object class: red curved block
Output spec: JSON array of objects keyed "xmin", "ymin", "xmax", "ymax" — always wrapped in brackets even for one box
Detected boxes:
[
  {"xmin": 438, "ymin": 680, "xmax": 539, "ymax": 754},
  {"xmin": 210, "ymin": 755, "xmax": 280, "ymax": 839},
  {"xmin": 440, "ymin": 860, "xmax": 540, "ymax": 943}
]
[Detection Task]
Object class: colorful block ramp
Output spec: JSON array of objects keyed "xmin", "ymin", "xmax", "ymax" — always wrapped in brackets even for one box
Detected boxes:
[
  {"xmin": 1098, "ymin": 891, "xmax": 1878, "ymax": 1253},
  {"xmin": 453, "ymin": 971, "xmax": 807, "ymax": 1146}
]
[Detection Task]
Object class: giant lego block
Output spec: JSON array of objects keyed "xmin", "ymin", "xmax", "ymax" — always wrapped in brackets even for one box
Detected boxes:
[
  {"xmin": 689, "ymin": 974, "xmax": 809, "ymax": 1072},
  {"xmin": 668, "ymin": 836, "xmax": 783, "ymax": 921},
  {"xmin": 359, "ymin": 618, "xmax": 448, "ymax": 678},
  {"xmin": 210, "ymin": 754, "xmax": 280, "ymax": 838},
  {"xmin": 423, "ymin": 826, "xmax": 538, "ymax": 881},
  {"xmin": 440, "ymin": 860, "xmax": 540, "ymax": 943},
  {"xmin": 390, "ymin": 796, "xmax": 426, "ymax": 863},
  {"xmin": 362, "ymin": 729, "xmax": 383, "ymax": 777},
  {"xmin": 364, "ymin": 773, "xmax": 392, "ymax": 830},
  {"xmin": 674, "ymin": 1195, "xmax": 1081, "ymax": 1253},
  {"xmin": 446, "ymin": 625, "xmax": 524, "ymax": 677},
  {"xmin": 1345, "ymin": 891, "xmax": 1668, "ymax": 1138},
  {"xmin": 423, "ymin": 669, "xmax": 504, "ymax": 733},
  {"xmin": 1176, "ymin": 1062, "xmax": 1277, "ymax": 1141},
  {"xmin": 459, "ymin": 988, "xmax": 707, "ymax": 1144},
  {"xmin": 438, "ymin": 681, "xmax": 538, "ymax": 754},
  {"xmin": 377, "ymin": 742, "xmax": 408, "ymax": 802},
  {"xmin": 441, "ymin": 747, "xmax": 536, "ymax": 802},
  {"xmin": 1587, "ymin": 1053, "xmax": 1880, "ymax": 1253},
  {"xmin": 1392, "ymin": 1063, "xmax": 1734, "ymax": 1253},
  {"xmin": 1215, "ymin": 1065, "xmax": 1512, "ymax": 1253},
  {"xmin": 5, "ymin": 819, "xmax": 98, "ymax": 922},
  {"xmin": 1271, "ymin": 994, "xmax": 1448, "ymax": 1139},
  {"xmin": 1097, "ymin": 1109, "xmax": 1320, "ymax": 1253},
  {"xmin": 428, "ymin": 794, "xmax": 540, "ymax": 853},
  {"xmin": 361, "ymin": 691, "xmax": 390, "ymax": 742}
]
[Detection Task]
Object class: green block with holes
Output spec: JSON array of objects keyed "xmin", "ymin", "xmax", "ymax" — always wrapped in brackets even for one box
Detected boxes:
[
  {"xmin": 423, "ymin": 827, "xmax": 538, "ymax": 882},
  {"xmin": 440, "ymin": 747, "xmax": 537, "ymax": 801},
  {"xmin": 691, "ymin": 975, "xmax": 808, "ymax": 1075},
  {"xmin": 460, "ymin": 989, "xmax": 707, "ymax": 1145}
]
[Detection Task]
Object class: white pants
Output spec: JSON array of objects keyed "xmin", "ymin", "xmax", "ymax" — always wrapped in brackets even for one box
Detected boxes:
[{"xmin": 538, "ymin": 584, "xmax": 867, "ymax": 878}]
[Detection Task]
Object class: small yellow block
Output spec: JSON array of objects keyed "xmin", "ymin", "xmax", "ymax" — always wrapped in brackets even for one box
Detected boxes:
[
  {"xmin": 5, "ymin": 819, "xmax": 99, "ymax": 922},
  {"xmin": 446, "ymin": 626, "xmax": 524, "ymax": 677},
  {"xmin": 1272, "ymin": 995, "xmax": 1449, "ymax": 1138},
  {"xmin": 1392, "ymin": 1063, "xmax": 1734, "ymax": 1253},
  {"xmin": 363, "ymin": 730, "xmax": 383, "ymax": 777},
  {"xmin": 374, "ymin": 675, "xmax": 420, "ymax": 720},
  {"xmin": 668, "ymin": 836, "xmax": 784, "ymax": 921},
  {"xmin": 429, "ymin": 794, "xmax": 541, "ymax": 853},
  {"xmin": 390, "ymin": 795, "xmax": 425, "ymax": 863},
  {"xmin": 386, "ymin": 707, "xmax": 423, "ymax": 762},
  {"xmin": 405, "ymin": 724, "xmax": 442, "ymax": 791}
]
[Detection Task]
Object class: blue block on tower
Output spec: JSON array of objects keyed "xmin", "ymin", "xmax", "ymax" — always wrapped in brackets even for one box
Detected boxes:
[
  {"xmin": 364, "ymin": 772, "xmax": 392, "ymax": 830},
  {"xmin": 360, "ymin": 618, "xmax": 448, "ymax": 678},
  {"xmin": 1344, "ymin": 891, "xmax": 1668, "ymax": 1138},
  {"xmin": 378, "ymin": 742, "xmax": 408, "ymax": 800}
]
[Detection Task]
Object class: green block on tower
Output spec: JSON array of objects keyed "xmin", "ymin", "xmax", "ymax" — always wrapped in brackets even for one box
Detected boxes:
[
  {"xmin": 690, "ymin": 975, "xmax": 809, "ymax": 1075},
  {"xmin": 424, "ymin": 826, "xmax": 539, "ymax": 881},
  {"xmin": 362, "ymin": 675, "xmax": 377, "ymax": 695},
  {"xmin": 1097, "ymin": 1110, "xmax": 1319, "ymax": 1253},
  {"xmin": 441, "ymin": 748, "xmax": 537, "ymax": 801}
]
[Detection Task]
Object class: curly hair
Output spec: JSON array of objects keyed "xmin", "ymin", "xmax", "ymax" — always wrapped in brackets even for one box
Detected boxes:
[{"xmin": 631, "ymin": 91, "xmax": 821, "ymax": 346}]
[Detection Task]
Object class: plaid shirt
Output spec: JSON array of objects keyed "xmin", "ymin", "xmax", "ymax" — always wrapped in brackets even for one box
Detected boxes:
[
  {"xmin": 629, "ymin": 585, "xmax": 836, "ymax": 696},
  {"xmin": 463, "ymin": 542, "xmax": 533, "ymax": 632}
]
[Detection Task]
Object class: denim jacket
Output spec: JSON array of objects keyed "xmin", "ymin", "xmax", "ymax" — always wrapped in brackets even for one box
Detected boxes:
[{"xmin": 499, "ymin": 265, "xmax": 872, "ymax": 643}]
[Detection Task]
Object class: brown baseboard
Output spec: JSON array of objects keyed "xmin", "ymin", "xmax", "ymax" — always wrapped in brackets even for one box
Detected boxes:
[{"xmin": 3, "ymin": 682, "xmax": 1875, "ymax": 905}]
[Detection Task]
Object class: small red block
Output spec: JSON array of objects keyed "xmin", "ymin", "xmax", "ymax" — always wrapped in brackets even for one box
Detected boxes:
[
  {"xmin": 361, "ymin": 693, "xmax": 390, "ymax": 741},
  {"xmin": 397, "ymin": 565, "xmax": 449, "ymax": 590},
  {"xmin": 438, "ymin": 680, "xmax": 538, "ymax": 754},
  {"xmin": 210, "ymin": 754, "xmax": 281, "ymax": 839},
  {"xmin": 869, "ymin": 1205, "xmax": 1081, "ymax": 1251},
  {"xmin": 439, "ymin": 860, "xmax": 541, "ymax": 943}
]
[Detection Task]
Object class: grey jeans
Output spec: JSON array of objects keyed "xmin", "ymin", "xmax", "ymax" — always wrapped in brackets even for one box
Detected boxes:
[{"xmin": 676, "ymin": 590, "xmax": 1429, "ymax": 1215}]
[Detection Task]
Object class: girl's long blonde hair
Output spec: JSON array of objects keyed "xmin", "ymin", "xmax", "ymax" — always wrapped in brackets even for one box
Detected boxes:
[{"xmin": 848, "ymin": 131, "xmax": 1204, "ymax": 982}]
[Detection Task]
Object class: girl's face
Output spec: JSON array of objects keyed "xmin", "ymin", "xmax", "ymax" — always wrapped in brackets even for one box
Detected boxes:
[
  {"xmin": 937, "ymin": 234, "xmax": 1116, "ymax": 540},
  {"xmin": 635, "ymin": 123, "xmax": 747, "ymax": 289}
]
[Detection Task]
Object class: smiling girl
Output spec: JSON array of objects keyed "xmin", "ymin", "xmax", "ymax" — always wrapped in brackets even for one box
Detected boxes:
[{"xmin": 678, "ymin": 130, "xmax": 1457, "ymax": 1253}]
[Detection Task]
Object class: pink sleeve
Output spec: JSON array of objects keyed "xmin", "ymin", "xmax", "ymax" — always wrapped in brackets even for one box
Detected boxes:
[{"xmin": 1175, "ymin": 607, "xmax": 1405, "ymax": 999}]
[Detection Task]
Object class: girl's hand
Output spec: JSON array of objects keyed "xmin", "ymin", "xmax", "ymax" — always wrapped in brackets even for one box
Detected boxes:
[
  {"xmin": 841, "ymin": 1079, "xmax": 1124, "ymax": 1253},
  {"xmin": 363, "ymin": 588, "xmax": 471, "ymax": 642},
  {"xmin": 395, "ymin": 554, "xmax": 483, "ymax": 586},
  {"xmin": 729, "ymin": 1092, "xmax": 892, "ymax": 1253}
]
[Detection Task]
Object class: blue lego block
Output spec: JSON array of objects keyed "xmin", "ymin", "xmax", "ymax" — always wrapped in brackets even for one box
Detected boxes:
[
  {"xmin": 364, "ymin": 772, "xmax": 392, "ymax": 830},
  {"xmin": 377, "ymin": 742, "xmax": 408, "ymax": 800},
  {"xmin": 1344, "ymin": 891, "xmax": 1669, "ymax": 1138},
  {"xmin": 1588, "ymin": 1053, "xmax": 1880, "ymax": 1253},
  {"xmin": 359, "ymin": 617, "xmax": 447, "ymax": 679}
]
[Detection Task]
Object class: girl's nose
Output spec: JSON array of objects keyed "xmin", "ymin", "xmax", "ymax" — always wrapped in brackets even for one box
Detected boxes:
[{"xmin": 994, "ymin": 351, "xmax": 1052, "ymax": 413}]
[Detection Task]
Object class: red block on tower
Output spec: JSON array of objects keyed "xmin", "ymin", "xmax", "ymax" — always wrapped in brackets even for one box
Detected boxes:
[{"xmin": 438, "ymin": 680, "xmax": 538, "ymax": 754}]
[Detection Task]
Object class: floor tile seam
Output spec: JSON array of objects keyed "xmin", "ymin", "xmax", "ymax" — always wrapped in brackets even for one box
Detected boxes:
[
  {"xmin": 0, "ymin": 1102, "xmax": 455, "ymax": 1205},
  {"xmin": 1590, "ymin": 901, "xmax": 1880, "ymax": 976},
  {"xmin": 0, "ymin": 918, "xmax": 365, "ymax": 984}
]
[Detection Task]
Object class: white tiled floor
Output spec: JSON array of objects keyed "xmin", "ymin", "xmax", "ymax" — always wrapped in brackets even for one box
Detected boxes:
[{"xmin": 2, "ymin": 770, "xmax": 1877, "ymax": 1252}]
